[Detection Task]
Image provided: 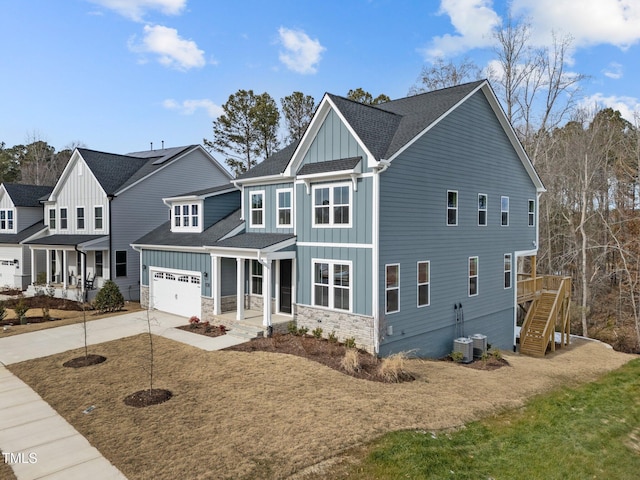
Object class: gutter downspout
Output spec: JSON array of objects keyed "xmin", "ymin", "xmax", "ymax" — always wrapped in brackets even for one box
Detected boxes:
[{"xmin": 372, "ymin": 159, "xmax": 391, "ymax": 355}]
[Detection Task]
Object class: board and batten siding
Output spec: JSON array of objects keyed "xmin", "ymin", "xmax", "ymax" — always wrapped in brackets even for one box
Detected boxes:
[
  {"xmin": 296, "ymin": 245, "xmax": 372, "ymax": 316},
  {"xmin": 244, "ymin": 182, "xmax": 294, "ymax": 234},
  {"xmin": 112, "ymin": 148, "xmax": 231, "ymax": 300},
  {"xmin": 52, "ymin": 157, "xmax": 109, "ymax": 235},
  {"xmin": 378, "ymin": 90, "xmax": 537, "ymax": 358},
  {"xmin": 302, "ymin": 109, "xmax": 369, "ymax": 167},
  {"xmin": 203, "ymin": 190, "xmax": 240, "ymax": 228},
  {"xmin": 142, "ymin": 250, "xmax": 212, "ymax": 297}
]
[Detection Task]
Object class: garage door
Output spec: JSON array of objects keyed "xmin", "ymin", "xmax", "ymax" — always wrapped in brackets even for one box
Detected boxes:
[
  {"xmin": 0, "ymin": 260, "xmax": 16, "ymax": 287},
  {"xmin": 150, "ymin": 270, "xmax": 201, "ymax": 318}
]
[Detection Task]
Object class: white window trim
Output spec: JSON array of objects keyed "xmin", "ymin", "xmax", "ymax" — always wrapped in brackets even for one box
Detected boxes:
[
  {"xmin": 385, "ymin": 263, "xmax": 400, "ymax": 314},
  {"xmin": 417, "ymin": 261, "xmax": 430, "ymax": 308},
  {"xmin": 528, "ymin": 199, "xmax": 535, "ymax": 227},
  {"xmin": 59, "ymin": 207, "xmax": 69, "ymax": 230},
  {"xmin": 312, "ymin": 182, "xmax": 352, "ymax": 228},
  {"xmin": 171, "ymin": 201, "xmax": 202, "ymax": 233},
  {"xmin": 311, "ymin": 258, "xmax": 353, "ymax": 312},
  {"xmin": 276, "ymin": 188, "xmax": 293, "ymax": 228},
  {"xmin": 469, "ymin": 256, "xmax": 479, "ymax": 297},
  {"xmin": 478, "ymin": 193, "xmax": 487, "ymax": 227},
  {"xmin": 249, "ymin": 190, "xmax": 265, "ymax": 228},
  {"xmin": 0, "ymin": 208, "xmax": 16, "ymax": 233},
  {"xmin": 94, "ymin": 205, "xmax": 104, "ymax": 231},
  {"xmin": 251, "ymin": 260, "xmax": 263, "ymax": 295},
  {"xmin": 447, "ymin": 190, "xmax": 458, "ymax": 226},
  {"xmin": 504, "ymin": 253, "xmax": 512, "ymax": 289},
  {"xmin": 76, "ymin": 206, "xmax": 85, "ymax": 230},
  {"xmin": 501, "ymin": 196, "xmax": 509, "ymax": 226},
  {"xmin": 48, "ymin": 207, "xmax": 56, "ymax": 231}
]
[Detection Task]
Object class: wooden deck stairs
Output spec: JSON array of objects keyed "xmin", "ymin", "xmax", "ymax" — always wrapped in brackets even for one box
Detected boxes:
[{"xmin": 518, "ymin": 276, "xmax": 572, "ymax": 357}]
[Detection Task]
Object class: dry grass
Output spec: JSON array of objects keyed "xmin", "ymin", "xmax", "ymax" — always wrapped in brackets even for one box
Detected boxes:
[
  {"xmin": 340, "ymin": 348, "xmax": 361, "ymax": 374},
  {"xmin": 377, "ymin": 351, "xmax": 413, "ymax": 383},
  {"xmin": 7, "ymin": 335, "xmax": 636, "ymax": 480}
]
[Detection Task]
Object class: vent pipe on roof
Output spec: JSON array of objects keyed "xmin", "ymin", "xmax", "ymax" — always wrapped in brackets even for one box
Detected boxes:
[
  {"xmin": 161, "ymin": 140, "xmax": 164, "ymax": 149},
  {"xmin": 150, "ymin": 142, "xmax": 153, "ymax": 151}
]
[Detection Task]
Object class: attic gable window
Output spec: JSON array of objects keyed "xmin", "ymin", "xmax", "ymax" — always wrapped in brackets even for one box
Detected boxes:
[
  {"xmin": 312, "ymin": 183, "xmax": 351, "ymax": 227},
  {"xmin": 172, "ymin": 202, "xmax": 201, "ymax": 232}
]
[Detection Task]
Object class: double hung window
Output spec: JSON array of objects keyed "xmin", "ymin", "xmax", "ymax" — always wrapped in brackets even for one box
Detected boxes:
[
  {"xmin": 417, "ymin": 261, "xmax": 430, "ymax": 307},
  {"xmin": 250, "ymin": 191, "xmax": 264, "ymax": 228},
  {"xmin": 447, "ymin": 191, "xmax": 458, "ymax": 226},
  {"xmin": 386, "ymin": 264, "xmax": 400, "ymax": 313},
  {"xmin": 277, "ymin": 189, "xmax": 292, "ymax": 227},
  {"xmin": 313, "ymin": 260, "xmax": 351, "ymax": 311},
  {"xmin": 313, "ymin": 184, "xmax": 350, "ymax": 227}
]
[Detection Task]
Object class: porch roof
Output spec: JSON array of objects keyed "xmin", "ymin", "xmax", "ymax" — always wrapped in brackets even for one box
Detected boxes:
[
  {"xmin": 24, "ymin": 234, "xmax": 108, "ymax": 248},
  {"xmin": 0, "ymin": 221, "xmax": 46, "ymax": 245}
]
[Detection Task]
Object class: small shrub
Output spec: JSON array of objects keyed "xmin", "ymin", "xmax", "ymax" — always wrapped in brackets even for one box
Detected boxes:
[
  {"xmin": 219, "ymin": 324, "xmax": 227, "ymax": 334},
  {"xmin": 328, "ymin": 330, "xmax": 338, "ymax": 343},
  {"xmin": 490, "ymin": 348, "xmax": 503, "ymax": 361},
  {"xmin": 203, "ymin": 320, "xmax": 211, "ymax": 333},
  {"xmin": 312, "ymin": 327, "xmax": 323, "ymax": 339},
  {"xmin": 378, "ymin": 351, "xmax": 412, "ymax": 383},
  {"xmin": 189, "ymin": 315, "xmax": 200, "ymax": 329},
  {"xmin": 42, "ymin": 306, "xmax": 51, "ymax": 322},
  {"xmin": 287, "ymin": 321, "xmax": 298, "ymax": 335},
  {"xmin": 449, "ymin": 351, "xmax": 464, "ymax": 363},
  {"xmin": 14, "ymin": 299, "xmax": 29, "ymax": 325},
  {"xmin": 344, "ymin": 337, "xmax": 356, "ymax": 349},
  {"xmin": 93, "ymin": 280, "xmax": 124, "ymax": 313},
  {"xmin": 340, "ymin": 348, "xmax": 361, "ymax": 374},
  {"xmin": 297, "ymin": 326, "xmax": 309, "ymax": 336}
]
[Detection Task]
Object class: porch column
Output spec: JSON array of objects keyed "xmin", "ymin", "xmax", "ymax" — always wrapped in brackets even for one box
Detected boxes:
[
  {"xmin": 531, "ymin": 255, "xmax": 537, "ymax": 279},
  {"xmin": 236, "ymin": 258, "xmax": 245, "ymax": 321},
  {"xmin": 212, "ymin": 255, "xmax": 221, "ymax": 315},
  {"xmin": 54, "ymin": 250, "xmax": 61, "ymax": 283},
  {"xmin": 262, "ymin": 259, "xmax": 272, "ymax": 327},
  {"xmin": 46, "ymin": 249, "xmax": 51, "ymax": 284},
  {"xmin": 63, "ymin": 250, "xmax": 68, "ymax": 289},
  {"xmin": 30, "ymin": 248, "xmax": 35, "ymax": 286}
]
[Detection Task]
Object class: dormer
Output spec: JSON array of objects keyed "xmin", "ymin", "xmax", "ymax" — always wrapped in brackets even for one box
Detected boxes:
[
  {"xmin": 0, "ymin": 183, "xmax": 53, "ymax": 233},
  {"xmin": 164, "ymin": 184, "xmax": 240, "ymax": 234}
]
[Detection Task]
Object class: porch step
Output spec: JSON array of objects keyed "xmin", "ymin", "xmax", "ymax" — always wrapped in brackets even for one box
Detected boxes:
[{"xmin": 227, "ymin": 322, "xmax": 265, "ymax": 340}]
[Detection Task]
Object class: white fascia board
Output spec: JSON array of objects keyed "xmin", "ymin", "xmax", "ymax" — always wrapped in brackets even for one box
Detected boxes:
[
  {"xmin": 131, "ymin": 243, "xmax": 208, "ymax": 253},
  {"xmin": 162, "ymin": 186, "xmax": 238, "ymax": 205},
  {"xmin": 235, "ymin": 175, "xmax": 293, "ymax": 186}
]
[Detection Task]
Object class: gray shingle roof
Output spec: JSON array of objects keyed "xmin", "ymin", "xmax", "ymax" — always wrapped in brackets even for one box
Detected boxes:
[
  {"xmin": 0, "ymin": 221, "xmax": 46, "ymax": 245},
  {"xmin": 297, "ymin": 157, "xmax": 361, "ymax": 176},
  {"xmin": 214, "ymin": 233, "xmax": 295, "ymax": 249},
  {"xmin": 3, "ymin": 184, "xmax": 54, "ymax": 207},
  {"xmin": 77, "ymin": 145, "xmax": 197, "ymax": 195},
  {"xmin": 236, "ymin": 81, "xmax": 485, "ymax": 181},
  {"xmin": 133, "ymin": 209, "xmax": 244, "ymax": 247},
  {"xmin": 24, "ymin": 234, "xmax": 107, "ymax": 246},
  {"xmin": 170, "ymin": 183, "xmax": 236, "ymax": 199}
]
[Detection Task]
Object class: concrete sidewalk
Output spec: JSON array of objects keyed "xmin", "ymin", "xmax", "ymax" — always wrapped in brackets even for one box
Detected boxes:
[{"xmin": 0, "ymin": 310, "xmax": 248, "ymax": 479}]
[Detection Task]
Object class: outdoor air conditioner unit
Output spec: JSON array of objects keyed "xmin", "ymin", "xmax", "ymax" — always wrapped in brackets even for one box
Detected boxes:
[
  {"xmin": 470, "ymin": 333, "xmax": 488, "ymax": 359},
  {"xmin": 453, "ymin": 337, "xmax": 473, "ymax": 363}
]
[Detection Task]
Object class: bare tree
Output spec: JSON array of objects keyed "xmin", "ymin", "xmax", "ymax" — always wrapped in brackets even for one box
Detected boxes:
[{"xmin": 409, "ymin": 57, "xmax": 482, "ymax": 95}]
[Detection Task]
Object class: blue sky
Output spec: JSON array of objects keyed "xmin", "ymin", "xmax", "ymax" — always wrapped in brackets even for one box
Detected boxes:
[{"xmin": 1, "ymin": 0, "xmax": 639, "ymax": 155}]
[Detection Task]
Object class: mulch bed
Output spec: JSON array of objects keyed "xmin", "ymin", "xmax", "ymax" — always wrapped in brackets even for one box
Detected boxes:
[
  {"xmin": 2, "ymin": 296, "xmax": 84, "ymax": 310},
  {"xmin": 226, "ymin": 333, "xmax": 416, "ymax": 383},
  {"xmin": 176, "ymin": 323, "xmax": 228, "ymax": 337},
  {"xmin": 63, "ymin": 354, "xmax": 107, "ymax": 368},
  {"xmin": 123, "ymin": 389, "xmax": 173, "ymax": 407}
]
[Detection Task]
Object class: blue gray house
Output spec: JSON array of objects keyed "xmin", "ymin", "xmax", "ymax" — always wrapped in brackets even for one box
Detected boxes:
[{"xmin": 134, "ymin": 80, "xmax": 545, "ymax": 357}]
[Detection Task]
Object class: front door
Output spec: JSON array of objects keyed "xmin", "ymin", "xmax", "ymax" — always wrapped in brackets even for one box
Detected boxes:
[{"xmin": 279, "ymin": 259, "xmax": 292, "ymax": 314}]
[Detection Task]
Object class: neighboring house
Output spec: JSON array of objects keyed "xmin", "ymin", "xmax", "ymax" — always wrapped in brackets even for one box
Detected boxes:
[
  {"xmin": 24, "ymin": 145, "xmax": 232, "ymax": 301},
  {"xmin": 0, "ymin": 183, "xmax": 53, "ymax": 289},
  {"xmin": 134, "ymin": 80, "xmax": 544, "ymax": 358}
]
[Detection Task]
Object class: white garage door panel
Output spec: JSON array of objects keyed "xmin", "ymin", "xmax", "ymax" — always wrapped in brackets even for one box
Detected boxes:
[
  {"xmin": 151, "ymin": 270, "xmax": 201, "ymax": 318},
  {"xmin": 0, "ymin": 260, "xmax": 16, "ymax": 287}
]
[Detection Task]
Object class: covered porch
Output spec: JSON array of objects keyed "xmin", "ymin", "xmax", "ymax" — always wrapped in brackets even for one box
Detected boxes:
[{"xmin": 24, "ymin": 234, "xmax": 109, "ymax": 299}]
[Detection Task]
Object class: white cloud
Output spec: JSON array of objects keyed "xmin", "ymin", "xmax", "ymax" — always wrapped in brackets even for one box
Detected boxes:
[
  {"xmin": 130, "ymin": 25, "xmax": 205, "ymax": 70},
  {"xmin": 278, "ymin": 27, "xmax": 325, "ymax": 74},
  {"xmin": 511, "ymin": 0, "xmax": 640, "ymax": 49},
  {"xmin": 88, "ymin": 0, "xmax": 186, "ymax": 22},
  {"xmin": 580, "ymin": 93, "xmax": 640, "ymax": 123},
  {"xmin": 163, "ymin": 99, "xmax": 223, "ymax": 118},
  {"xmin": 422, "ymin": 0, "xmax": 501, "ymax": 60},
  {"xmin": 603, "ymin": 62, "xmax": 624, "ymax": 80}
]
